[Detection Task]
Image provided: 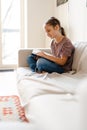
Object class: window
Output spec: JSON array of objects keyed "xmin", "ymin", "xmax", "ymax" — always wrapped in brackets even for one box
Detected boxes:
[{"xmin": 0, "ymin": 0, "xmax": 27, "ymax": 69}]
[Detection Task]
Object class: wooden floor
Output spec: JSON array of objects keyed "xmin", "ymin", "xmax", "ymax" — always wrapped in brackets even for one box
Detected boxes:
[{"xmin": 0, "ymin": 70, "xmax": 18, "ymax": 96}]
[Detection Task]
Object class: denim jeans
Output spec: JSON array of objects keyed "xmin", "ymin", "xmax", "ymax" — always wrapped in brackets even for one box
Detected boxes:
[{"xmin": 27, "ymin": 54, "xmax": 64, "ymax": 73}]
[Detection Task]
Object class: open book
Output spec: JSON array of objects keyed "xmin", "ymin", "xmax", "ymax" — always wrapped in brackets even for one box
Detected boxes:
[
  {"xmin": 32, "ymin": 49, "xmax": 52, "ymax": 57},
  {"xmin": 32, "ymin": 49, "xmax": 41, "ymax": 55}
]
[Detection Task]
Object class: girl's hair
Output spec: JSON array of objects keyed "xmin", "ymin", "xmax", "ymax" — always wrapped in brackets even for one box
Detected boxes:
[{"xmin": 45, "ymin": 17, "xmax": 66, "ymax": 36}]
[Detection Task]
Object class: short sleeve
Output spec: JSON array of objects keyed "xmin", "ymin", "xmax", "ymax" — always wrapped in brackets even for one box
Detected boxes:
[{"xmin": 60, "ymin": 42, "xmax": 73, "ymax": 58}]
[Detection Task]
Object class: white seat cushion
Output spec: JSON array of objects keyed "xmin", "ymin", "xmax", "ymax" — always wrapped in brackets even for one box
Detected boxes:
[{"xmin": 25, "ymin": 94, "xmax": 79, "ymax": 130}]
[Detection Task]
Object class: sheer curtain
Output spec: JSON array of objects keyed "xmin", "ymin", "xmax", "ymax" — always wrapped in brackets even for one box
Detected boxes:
[{"xmin": 0, "ymin": 0, "xmax": 27, "ymax": 69}]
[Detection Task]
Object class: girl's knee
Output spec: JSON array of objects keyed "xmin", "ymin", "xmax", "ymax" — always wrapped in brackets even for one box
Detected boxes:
[
  {"xmin": 37, "ymin": 58, "xmax": 46, "ymax": 66},
  {"xmin": 36, "ymin": 58, "xmax": 48, "ymax": 72},
  {"xmin": 27, "ymin": 55, "xmax": 32, "ymax": 61},
  {"xmin": 27, "ymin": 55, "xmax": 36, "ymax": 71},
  {"xmin": 27, "ymin": 54, "xmax": 35, "ymax": 63}
]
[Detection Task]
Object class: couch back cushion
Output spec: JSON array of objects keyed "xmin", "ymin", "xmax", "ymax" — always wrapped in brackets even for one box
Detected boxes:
[
  {"xmin": 72, "ymin": 42, "xmax": 87, "ymax": 71},
  {"xmin": 77, "ymin": 47, "xmax": 87, "ymax": 72}
]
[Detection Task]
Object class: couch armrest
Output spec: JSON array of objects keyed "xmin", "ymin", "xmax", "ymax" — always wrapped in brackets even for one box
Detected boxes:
[{"xmin": 18, "ymin": 48, "xmax": 51, "ymax": 67}]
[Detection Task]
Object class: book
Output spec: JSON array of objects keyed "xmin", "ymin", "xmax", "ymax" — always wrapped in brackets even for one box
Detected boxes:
[
  {"xmin": 32, "ymin": 49, "xmax": 52, "ymax": 58},
  {"xmin": 32, "ymin": 49, "xmax": 41, "ymax": 55}
]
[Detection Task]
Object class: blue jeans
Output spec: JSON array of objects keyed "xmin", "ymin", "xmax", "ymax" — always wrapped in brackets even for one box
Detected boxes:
[{"xmin": 27, "ymin": 54, "xmax": 64, "ymax": 73}]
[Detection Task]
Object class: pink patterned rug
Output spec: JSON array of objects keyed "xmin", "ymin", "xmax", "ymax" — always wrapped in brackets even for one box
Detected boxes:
[{"xmin": 0, "ymin": 95, "xmax": 29, "ymax": 122}]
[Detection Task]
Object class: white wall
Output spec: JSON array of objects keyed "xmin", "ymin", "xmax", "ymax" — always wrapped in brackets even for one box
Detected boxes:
[
  {"xmin": 68, "ymin": 0, "xmax": 86, "ymax": 42},
  {"xmin": 84, "ymin": 1, "xmax": 87, "ymax": 41},
  {"xmin": 54, "ymin": 1, "xmax": 69, "ymax": 37},
  {"xmin": 27, "ymin": 0, "xmax": 54, "ymax": 48},
  {"xmin": 54, "ymin": 0, "xmax": 87, "ymax": 43}
]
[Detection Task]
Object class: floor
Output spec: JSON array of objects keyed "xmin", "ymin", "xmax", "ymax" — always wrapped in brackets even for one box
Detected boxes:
[{"xmin": 0, "ymin": 70, "xmax": 18, "ymax": 96}]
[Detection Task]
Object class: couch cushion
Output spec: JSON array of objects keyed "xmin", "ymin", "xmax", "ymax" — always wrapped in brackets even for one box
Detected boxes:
[
  {"xmin": 24, "ymin": 94, "xmax": 79, "ymax": 130},
  {"xmin": 72, "ymin": 42, "xmax": 87, "ymax": 71},
  {"xmin": 17, "ymin": 67, "xmax": 87, "ymax": 106},
  {"xmin": 77, "ymin": 47, "xmax": 87, "ymax": 72}
]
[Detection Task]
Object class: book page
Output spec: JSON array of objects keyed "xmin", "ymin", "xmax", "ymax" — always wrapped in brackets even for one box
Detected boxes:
[
  {"xmin": 32, "ymin": 49, "xmax": 41, "ymax": 55},
  {"xmin": 32, "ymin": 49, "xmax": 52, "ymax": 57}
]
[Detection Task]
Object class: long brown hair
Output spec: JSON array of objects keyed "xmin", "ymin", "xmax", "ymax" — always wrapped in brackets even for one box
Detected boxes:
[{"xmin": 45, "ymin": 17, "xmax": 66, "ymax": 36}]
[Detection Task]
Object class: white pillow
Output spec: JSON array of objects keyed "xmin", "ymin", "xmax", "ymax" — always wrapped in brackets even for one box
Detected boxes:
[
  {"xmin": 77, "ymin": 47, "xmax": 87, "ymax": 72},
  {"xmin": 72, "ymin": 42, "xmax": 87, "ymax": 71}
]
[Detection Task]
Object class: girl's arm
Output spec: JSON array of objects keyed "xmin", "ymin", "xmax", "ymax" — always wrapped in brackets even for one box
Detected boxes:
[{"xmin": 37, "ymin": 51, "xmax": 68, "ymax": 65}]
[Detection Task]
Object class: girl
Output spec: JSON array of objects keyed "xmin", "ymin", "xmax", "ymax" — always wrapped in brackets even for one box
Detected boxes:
[{"xmin": 27, "ymin": 17, "xmax": 75, "ymax": 73}]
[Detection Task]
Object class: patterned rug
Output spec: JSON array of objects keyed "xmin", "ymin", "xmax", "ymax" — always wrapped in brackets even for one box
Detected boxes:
[{"xmin": 0, "ymin": 95, "xmax": 29, "ymax": 122}]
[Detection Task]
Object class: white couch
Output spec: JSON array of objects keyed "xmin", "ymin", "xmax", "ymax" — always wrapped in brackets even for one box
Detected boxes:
[{"xmin": 16, "ymin": 42, "xmax": 87, "ymax": 130}]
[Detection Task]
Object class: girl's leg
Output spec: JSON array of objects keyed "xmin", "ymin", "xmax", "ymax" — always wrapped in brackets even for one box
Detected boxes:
[
  {"xmin": 27, "ymin": 54, "xmax": 37, "ymax": 72},
  {"xmin": 36, "ymin": 58, "xmax": 64, "ymax": 73}
]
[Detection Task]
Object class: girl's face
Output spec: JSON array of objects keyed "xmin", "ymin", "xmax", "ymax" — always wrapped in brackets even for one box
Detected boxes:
[{"xmin": 44, "ymin": 24, "xmax": 59, "ymax": 39}]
